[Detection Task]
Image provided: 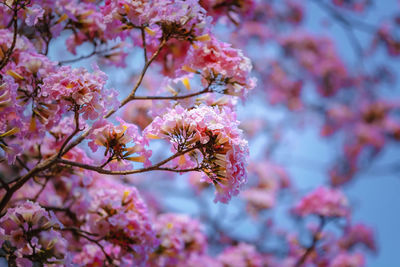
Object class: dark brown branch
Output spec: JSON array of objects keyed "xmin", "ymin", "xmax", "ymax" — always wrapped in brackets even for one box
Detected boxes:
[
  {"xmin": 58, "ymin": 107, "xmax": 81, "ymax": 157},
  {"xmin": 57, "ymin": 146, "xmax": 200, "ymax": 175},
  {"xmin": 58, "ymin": 47, "xmax": 113, "ymax": 65},
  {"xmin": 61, "ymin": 227, "xmax": 113, "ymax": 265},
  {"xmin": 309, "ymin": 0, "xmax": 369, "ymax": 69},
  {"xmin": 310, "ymin": 0, "xmax": 377, "ymax": 34},
  {"xmin": 44, "ymin": 205, "xmax": 79, "ymax": 223},
  {"xmin": 118, "ymin": 38, "xmax": 167, "ymax": 109},
  {"xmin": 0, "ymin": 4, "xmax": 18, "ymax": 71},
  {"xmin": 16, "ymin": 156, "xmax": 30, "ymax": 172},
  {"xmin": 295, "ymin": 216, "xmax": 326, "ymax": 267},
  {"xmin": 132, "ymin": 88, "xmax": 211, "ymax": 101},
  {"xmin": 0, "ymin": 177, "xmax": 9, "ymax": 191},
  {"xmin": 0, "ymin": 153, "xmax": 59, "ymax": 215},
  {"xmin": 32, "ymin": 177, "xmax": 49, "ymax": 201},
  {"xmin": 140, "ymin": 27, "xmax": 148, "ymax": 63}
]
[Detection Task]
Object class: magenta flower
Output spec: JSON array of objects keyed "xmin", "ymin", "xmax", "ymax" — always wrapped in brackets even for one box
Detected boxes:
[
  {"xmin": 242, "ymin": 161, "xmax": 291, "ymax": 215},
  {"xmin": 42, "ymin": 64, "xmax": 119, "ymax": 120},
  {"xmin": 0, "ymin": 201, "xmax": 68, "ymax": 265},
  {"xmin": 150, "ymin": 213, "xmax": 208, "ymax": 266},
  {"xmin": 293, "ymin": 187, "xmax": 349, "ymax": 218},
  {"xmin": 88, "ymin": 117, "xmax": 151, "ymax": 169},
  {"xmin": 217, "ymin": 243, "xmax": 264, "ymax": 267},
  {"xmin": 329, "ymin": 252, "xmax": 365, "ymax": 267},
  {"xmin": 200, "ymin": 0, "xmax": 256, "ymax": 24},
  {"xmin": 182, "ymin": 36, "xmax": 256, "ymax": 100},
  {"xmin": 24, "ymin": 4, "xmax": 45, "ymax": 26},
  {"xmin": 74, "ymin": 179, "xmax": 157, "ymax": 265},
  {"xmin": 339, "ymin": 223, "xmax": 377, "ymax": 252},
  {"xmin": 144, "ymin": 104, "xmax": 249, "ymax": 203}
]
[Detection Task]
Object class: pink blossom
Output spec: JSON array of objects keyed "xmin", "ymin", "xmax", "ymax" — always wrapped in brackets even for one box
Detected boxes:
[
  {"xmin": 63, "ymin": 2, "xmax": 107, "ymax": 54},
  {"xmin": 329, "ymin": 252, "xmax": 365, "ymax": 267},
  {"xmin": 293, "ymin": 187, "xmax": 349, "ymax": 218},
  {"xmin": 25, "ymin": 4, "xmax": 45, "ymax": 26},
  {"xmin": 122, "ymin": 100, "xmax": 153, "ymax": 129},
  {"xmin": 73, "ymin": 179, "xmax": 158, "ymax": 265},
  {"xmin": 102, "ymin": 0, "xmax": 209, "ymax": 41},
  {"xmin": 217, "ymin": 243, "xmax": 263, "ymax": 267},
  {"xmin": 72, "ymin": 244, "xmax": 107, "ymax": 267},
  {"xmin": 280, "ymin": 32, "xmax": 348, "ymax": 97},
  {"xmin": 88, "ymin": 117, "xmax": 151, "ymax": 169},
  {"xmin": 182, "ymin": 37, "xmax": 256, "ymax": 100},
  {"xmin": 147, "ymin": 0, "xmax": 210, "ymax": 41},
  {"xmin": 264, "ymin": 61, "xmax": 303, "ymax": 110},
  {"xmin": 0, "ymin": 201, "xmax": 68, "ymax": 265},
  {"xmin": 144, "ymin": 104, "xmax": 249, "ymax": 203},
  {"xmin": 41, "ymin": 64, "xmax": 119, "ymax": 120},
  {"xmin": 149, "ymin": 213, "xmax": 208, "ymax": 266},
  {"xmin": 200, "ymin": 0, "xmax": 256, "ymax": 24},
  {"xmin": 339, "ymin": 223, "xmax": 377, "ymax": 252},
  {"xmin": 242, "ymin": 162, "xmax": 290, "ymax": 215}
]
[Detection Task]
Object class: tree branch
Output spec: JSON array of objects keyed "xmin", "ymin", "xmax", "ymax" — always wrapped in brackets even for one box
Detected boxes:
[
  {"xmin": 295, "ymin": 216, "xmax": 326, "ymax": 267},
  {"xmin": 57, "ymin": 146, "xmax": 201, "ymax": 175},
  {"xmin": 131, "ymin": 88, "xmax": 211, "ymax": 101},
  {"xmin": 117, "ymin": 38, "xmax": 167, "ymax": 109},
  {"xmin": 0, "ymin": 3, "xmax": 18, "ymax": 71}
]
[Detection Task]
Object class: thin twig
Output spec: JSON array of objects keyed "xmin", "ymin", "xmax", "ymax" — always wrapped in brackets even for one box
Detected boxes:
[
  {"xmin": 58, "ymin": 48, "xmax": 112, "ymax": 65},
  {"xmin": 0, "ymin": 153, "xmax": 60, "ymax": 215},
  {"xmin": 58, "ymin": 107, "xmax": 81, "ymax": 157},
  {"xmin": 310, "ymin": 0, "xmax": 377, "ymax": 34},
  {"xmin": 62, "ymin": 227, "xmax": 113, "ymax": 265},
  {"xmin": 131, "ymin": 88, "xmax": 211, "ymax": 100},
  {"xmin": 118, "ymin": 38, "xmax": 167, "ymax": 109},
  {"xmin": 32, "ymin": 178, "xmax": 49, "ymax": 201},
  {"xmin": 140, "ymin": 27, "xmax": 148, "ymax": 63}
]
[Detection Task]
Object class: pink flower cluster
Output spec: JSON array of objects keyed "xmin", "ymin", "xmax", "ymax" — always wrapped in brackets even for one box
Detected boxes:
[
  {"xmin": 293, "ymin": 187, "xmax": 349, "ymax": 218},
  {"xmin": 64, "ymin": 2, "xmax": 107, "ymax": 54},
  {"xmin": 332, "ymin": 0, "xmax": 370, "ymax": 12},
  {"xmin": 0, "ymin": 201, "xmax": 67, "ymax": 266},
  {"xmin": 217, "ymin": 243, "xmax": 264, "ymax": 267},
  {"xmin": 281, "ymin": 32, "xmax": 349, "ymax": 97},
  {"xmin": 323, "ymin": 99, "xmax": 400, "ymax": 185},
  {"xmin": 242, "ymin": 162, "xmax": 291, "ymax": 216},
  {"xmin": 72, "ymin": 179, "xmax": 158, "ymax": 266},
  {"xmin": 144, "ymin": 104, "xmax": 249, "ymax": 203},
  {"xmin": 339, "ymin": 224, "xmax": 377, "ymax": 252},
  {"xmin": 0, "ymin": 26, "xmax": 121, "ymax": 163},
  {"xmin": 182, "ymin": 37, "xmax": 256, "ymax": 100},
  {"xmin": 102, "ymin": 0, "xmax": 150, "ymax": 32},
  {"xmin": 199, "ymin": 0, "xmax": 256, "ymax": 24},
  {"xmin": 329, "ymin": 252, "xmax": 365, "ymax": 267},
  {"xmin": 149, "ymin": 213, "xmax": 208, "ymax": 266},
  {"xmin": 42, "ymin": 64, "xmax": 119, "ymax": 120},
  {"xmin": 264, "ymin": 61, "xmax": 303, "ymax": 110},
  {"xmin": 0, "ymin": 29, "xmax": 59, "ymax": 161},
  {"xmin": 88, "ymin": 117, "xmax": 151, "ymax": 170},
  {"xmin": 102, "ymin": 0, "xmax": 209, "ymax": 41}
]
